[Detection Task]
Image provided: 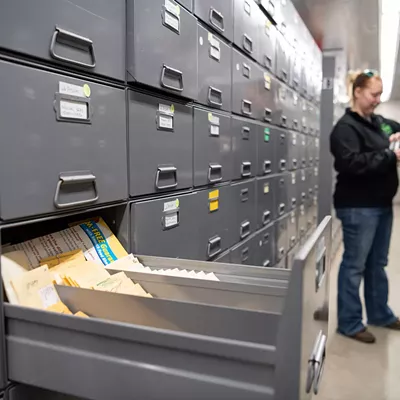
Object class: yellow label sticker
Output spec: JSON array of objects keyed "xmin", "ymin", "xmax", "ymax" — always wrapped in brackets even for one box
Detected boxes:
[
  {"xmin": 264, "ymin": 183, "xmax": 269, "ymax": 194},
  {"xmin": 208, "ymin": 32, "xmax": 212, "ymax": 42},
  {"xmin": 83, "ymin": 84, "xmax": 91, "ymax": 98},
  {"xmin": 209, "ymin": 200, "xmax": 219, "ymax": 212},
  {"xmin": 170, "ymin": 104, "xmax": 175, "ymax": 114},
  {"xmin": 175, "ymin": 198, "xmax": 180, "ymax": 208},
  {"xmin": 209, "ymin": 189, "xmax": 219, "ymax": 200},
  {"xmin": 176, "ymin": 4, "xmax": 180, "ymax": 15}
]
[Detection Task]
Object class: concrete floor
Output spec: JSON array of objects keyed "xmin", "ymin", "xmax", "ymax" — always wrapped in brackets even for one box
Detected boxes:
[{"xmin": 318, "ymin": 208, "xmax": 400, "ymax": 400}]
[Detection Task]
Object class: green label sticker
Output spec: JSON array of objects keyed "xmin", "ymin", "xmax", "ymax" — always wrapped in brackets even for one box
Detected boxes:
[
  {"xmin": 381, "ymin": 123, "xmax": 393, "ymax": 136},
  {"xmin": 264, "ymin": 127, "xmax": 270, "ymax": 142}
]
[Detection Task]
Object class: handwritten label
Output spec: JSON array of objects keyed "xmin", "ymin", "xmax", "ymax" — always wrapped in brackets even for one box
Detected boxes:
[
  {"xmin": 164, "ymin": 212, "xmax": 178, "ymax": 228},
  {"xmin": 164, "ymin": 199, "xmax": 179, "ymax": 212},
  {"xmin": 39, "ymin": 285, "xmax": 59, "ymax": 308},
  {"xmin": 159, "ymin": 115, "xmax": 173, "ymax": 129},
  {"xmin": 59, "ymin": 82, "xmax": 85, "ymax": 98},
  {"xmin": 60, "ymin": 100, "xmax": 88, "ymax": 120}
]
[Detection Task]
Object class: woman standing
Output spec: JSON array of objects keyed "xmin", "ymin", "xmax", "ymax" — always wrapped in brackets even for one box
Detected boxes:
[{"xmin": 330, "ymin": 70, "xmax": 400, "ymax": 343}]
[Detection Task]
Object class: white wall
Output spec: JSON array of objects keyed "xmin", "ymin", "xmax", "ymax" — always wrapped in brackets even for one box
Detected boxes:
[{"xmin": 378, "ymin": 101, "xmax": 400, "ymax": 203}]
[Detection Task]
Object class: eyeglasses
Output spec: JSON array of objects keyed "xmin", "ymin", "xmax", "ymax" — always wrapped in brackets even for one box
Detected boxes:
[{"xmin": 362, "ymin": 69, "xmax": 379, "ymax": 77}]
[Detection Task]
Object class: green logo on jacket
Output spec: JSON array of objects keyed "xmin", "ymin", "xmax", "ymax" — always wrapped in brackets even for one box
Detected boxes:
[{"xmin": 381, "ymin": 123, "xmax": 393, "ymax": 136}]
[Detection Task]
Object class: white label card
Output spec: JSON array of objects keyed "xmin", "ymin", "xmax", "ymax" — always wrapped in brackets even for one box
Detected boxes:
[
  {"xmin": 165, "ymin": 0, "xmax": 179, "ymax": 16},
  {"xmin": 159, "ymin": 103, "xmax": 174, "ymax": 115},
  {"xmin": 39, "ymin": 284, "xmax": 59, "ymax": 308},
  {"xmin": 164, "ymin": 199, "xmax": 179, "ymax": 212},
  {"xmin": 159, "ymin": 115, "xmax": 173, "ymax": 129},
  {"xmin": 208, "ymin": 113, "xmax": 220, "ymax": 125},
  {"xmin": 164, "ymin": 11, "xmax": 179, "ymax": 32},
  {"xmin": 210, "ymin": 124, "xmax": 220, "ymax": 136},
  {"xmin": 60, "ymin": 100, "xmax": 88, "ymax": 120},
  {"xmin": 165, "ymin": 212, "xmax": 178, "ymax": 228},
  {"xmin": 59, "ymin": 82, "xmax": 85, "ymax": 98}
]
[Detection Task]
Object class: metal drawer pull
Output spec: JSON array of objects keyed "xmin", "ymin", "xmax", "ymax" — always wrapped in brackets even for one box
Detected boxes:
[
  {"xmin": 293, "ymin": 119, "xmax": 299, "ymax": 129},
  {"xmin": 279, "ymin": 203, "xmax": 285, "ymax": 215},
  {"xmin": 50, "ymin": 26, "xmax": 96, "ymax": 68},
  {"xmin": 240, "ymin": 220, "xmax": 251, "ymax": 239},
  {"xmin": 54, "ymin": 172, "xmax": 98, "ymax": 209},
  {"xmin": 264, "ymin": 55, "xmax": 272, "ymax": 69},
  {"xmin": 209, "ymin": 7, "xmax": 225, "ymax": 32},
  {"xmin": 262, "ymin": 211, "xmax": 271, "ymax": 225},
  {"xmin": 290, "ymin": 236, "xmax": 296, "ymax": 246},
  {"xmin": 280, "ymin": 159, "xmax": 286, "ymax": 171},
  {"xmin": 207, "ymin": 235, "xmax": 222, "ymax": 258},
  {"xmin": 263, "ymin": 160, "xmax": 272, "ymax": 175},
  {"xmin": 208, "ymin": 86, "xmax": 223, "ymax": 107},
  {"xmin": 293, "ymin": 159, "xmax": 298, "ymax": 169},
  {"xmin": 292, "ymin": 198, "xmax": 297, "ymax": 207},
  {"xmin": 264, "ymin": 108, "xmax": 272, "ymax": 123},
  {"xmin": 241, "ymin": 99, "xmax": 252, "ymax": 116},
  {"xmin": 263, "ymin": 259, "xmax": 271, "ymax": 268},
  {"xmin": 241, "ymin": 247, "xmax": 249, "ymax": 262},
  {"xmin": 161, "ymin": 64, "xmax": 184, "ymax": 92},
  {"xmin": 279, "ymin": 247, "xmax": 285, "ymax": 257},
  {"xmin": 155, "ymin": 166, "xmax": 178, "ymax": 190},
  {"xmin": 240, "ymin": 188, "xmax": 249, "ymax": 202},
  {"xmin": 208, "ymin": 163, "xmax": 223, "ymax": 183},
  {"xmin": 241, "ymin": 161, "xmax": 252, "ymax": 177},
  {"xmin": 243, "ymin": 33, "xmax": 253, "ymax": 54},
  {"xmin": 281, "ymin": 115, "xmax": 287, "ymax": 127}
]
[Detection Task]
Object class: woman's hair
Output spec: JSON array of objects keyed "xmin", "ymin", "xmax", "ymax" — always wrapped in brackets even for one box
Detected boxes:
[{"xmin": 346, "ymin": 69, "xmax": 381, "ymax": 105}]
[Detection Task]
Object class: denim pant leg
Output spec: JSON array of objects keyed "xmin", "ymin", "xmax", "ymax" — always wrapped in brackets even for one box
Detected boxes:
[
  {"xmin": 336, "ymin": 208, "xmax": 379, "ymax": 336},
  {"xmin": 364, "ymin": 208, "xmax": 397, "ymax": 326}
]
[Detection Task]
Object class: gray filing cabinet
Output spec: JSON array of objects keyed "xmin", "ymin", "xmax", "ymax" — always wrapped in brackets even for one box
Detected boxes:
[
  {"xmin": 233, "ymin": 0, "xmax": 260, "ymax": 61},
  {"xmin": 253, "ymin": 223, "xmax": 275, "ymax": 267},
  {"xmin": 257, "ymin": 14, "xmax": 276, "ymax": 74},
  {"xmin": 127, "ymin": 0, "xmax": 198, "ymax": 99},
  {"xmin": 197, "ymin": 24, "xmax": 232, "ymax": 112},
  {"xmin": 0, "ymin": 60, "xmax": 128, "ymax": 221},
  {"xmin": 193, "ymin": 107, "xmax": 232, "ymax": 187},
  {"xmin": 194, "ymin": 0, "xmax": 234, "ymax": 42},
  {"xmin": 228, "ymin": 179, "xmax": 256, "ymax": 245},
  {"xmin": 130, "ymin": 192, "xmax": 199, "ymax": 260},
  {"xmin": 229, "ymin": 234, "xmax": 257, "ymax": 265},
  {"xmin": 195, "ymin": 186, "xmax": 232, "ymax": 260},
  {"xmin": 256, "ymin": 176, "xmax": 276, "ymax": 229},
  {"xmin": 231, "ymin": 116, "xmax": 257, "ymax": 180},
  {"xmin": 275, "ymin": 214, "xmax": 288, "ymax": 262},
  {"xmin": 128, "ymin": 90, "xmax": 193, "ymax": 197},
  {"xmin": 232, "ymin": 49, "xmax": 259, "ymax": 119},
  {"xmin": 273, "ymin": 80, "xmax": 290, "ymax": 129},
  {"xmin": 0, "ymin": 0, "xmax": 125, "ymax": 81},
  {"xmin": 257, "ymin": 124, "xmax": 276, "ymax": 176}
]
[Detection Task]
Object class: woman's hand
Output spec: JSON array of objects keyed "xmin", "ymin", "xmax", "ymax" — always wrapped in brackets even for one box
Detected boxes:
[{"xmin": 389, "ymin": 132, "xmax": 400, "ymax": 142}]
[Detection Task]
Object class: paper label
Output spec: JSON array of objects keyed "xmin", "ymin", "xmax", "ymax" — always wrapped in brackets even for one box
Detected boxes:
[
  {"xmin": 60, "ymin": 100, "xmax": 88, "ymax": 120},
  {"xmin": 264, "ymin": 183, "xmax": 269, "ymax": 193},
  {"xmin": 164, "ymin": 199, "xmax": 179, "ymax": 212},
  {"xmin": 165, "ymin": 0, "xmax": 180, "ymax": 16},
  {"xmin": 210, "ymin": 46, "xmax": 220, "ymax": 61},
  {"xmin": 39, "ymin": 284, "xmax": 59, "ymax": 308},
  {"xmin": 264, "ymin": 73, "xmax": 271, "ymax": 90},
  {"xmin": 164, "ymin": 212, "xmax": 178, "ymax": 228},
  {"xmin": 208, "ymin": 113, "xmax": 220, "ymax": 125},
  {"xmin": 159, "ymin": 103, "xmax": 174, "ymax": 115},
  {"xmin": 164, "ymin": 11, "xmax": 179, "ymax": 31},
  {"xmin": 209, "ymin": 200, "xmax": 219, "ymax": 212},
  {"xmin": 292, "ymin": 133, "xmax": 297, "ymax": 145},
  {"xmin": 159, "ymin": 114, "xmax": 173, "ymax": 129},
  {"xmin": 209, "ymin": 189, "xmax": 219, "ymax": 200},
  {"xmin": 265, "ymin": 20, "xmax": 272, "ymax": 35},
  {"xmin": 210, "ymin": 125, "xmax": 219, "ymax": 136},
  {"xmin": 292, "ymin": 173, "xmax": 296, "ymax": 184},
  {"xmin": 59, "ymin": 82, "xmax": 85, "ymax": 98}
]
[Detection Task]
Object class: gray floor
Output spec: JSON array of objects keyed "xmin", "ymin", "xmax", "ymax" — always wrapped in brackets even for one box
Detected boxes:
[{"xmin": 318, "ymin": 207, "xmax": 400, "ymax": 400}]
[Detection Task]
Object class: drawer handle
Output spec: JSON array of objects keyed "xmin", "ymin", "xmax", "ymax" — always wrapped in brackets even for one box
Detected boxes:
[
  {"xmin": 161, "ymin": 64, "xmax": 184, "ymax": 92},
  {"xmin": 262, "ymin": 210, "xmax": 271, "ymax": 225},
  {"xmin": 240, "ymin": 220, "xmax": 251, "ymax": 239},
  {"xmin": 155, "ymin": 166, "xmax": 178, "ymax": 190},
  {"xmin": 293, "ymin": 119, "xmax": 299, "ymax": 129},
  {"xmin": 279, "ymin": 247, "xmax": 285, "ymax": 257},
  {"xmin": 241, "ymin": 161, "xmax": 252, "ymax": 177},
  {"xmin": 290, "ymin": 236, "xmax": 296, "ymax": 247},
  {"xmin": 263, "ymin": 160, "xmax": 272, "ymax": 175},
  {"xmin": 293, "ymin": 159, "xmax": 298, "ymax": 169},
  {"xmin": 241, "ymin": 99, "xmax": 252, "ymax": 116},
  {"xmin": 50, "ymin": 26, "xmax": 96, "ymax": 69},
  {"xmin": 242, "ymin": 126, "xmax": 250, "ymax": 140},
  {"xmin": 209, "ymin": 7, "xmax": 225, "ymax": 32},
  {"xmin": 280, "ymin": 159, "xmax": 286, "ymax": 171},
  {"xmin": 208, "ymin": 86, "xmax": 223, "ymax": 107},
  {"xmin": 241, "ymin": 247, "xmax": 249, "ymax": 262},
  {"xmin": 208, "ymin": 163, "xmax": 223, "ymax": 183},
  {"xmin": 243, "ymin": 33, "xmax": 253, "ymax": 54},
  {"xmin": 281, "ymin": 115, "xmax": 287, "ymax": 127},
  {"xmin": 306, "ymin": 331, "xmax": 327, "ymax": 395},
  {"xmin": 264, "ymin": 55, "xmax": 272, "ymax": 70},
  {"xmin": 292, "ymin": 198, "xmax": 297, "ymax": 208},
  {"xmin": 279, "ymin": 203, "xmax": 285, "ymax": 215},
  {"xmin": 263, "ymin": 259, "xmax": 271, "ymax": 268},
  {"xmin": 54, "ymin": 172, "xmax": 98, "ymax": 209},
  {"xmin": 207, "ymin": 235, "xmax": 222, "ymax": 258},
  {"xmin": 241, "ymin": 188, "xmax": 249, "ymax": 202},
  {"xmin": 264, "ymin": 108, "xmax": 272, "ymax": 123}
]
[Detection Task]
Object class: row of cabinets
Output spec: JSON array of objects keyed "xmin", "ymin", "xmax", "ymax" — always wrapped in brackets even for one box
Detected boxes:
[
  {"xmin": 131, "ymin": 175, "xmax": 318, "ymax": 264},
  {"xmin": 0, "ymin": 0, "xmax": 321, "ymax": 106},
  {"xmin": 0, "ymin": 59, "xmax": 320, "ymax": 222}
]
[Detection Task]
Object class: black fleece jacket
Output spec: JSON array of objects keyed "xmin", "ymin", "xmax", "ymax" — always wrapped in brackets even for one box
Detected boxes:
[{"xmin": 330, "ymin": 108, "xmax": 400, "ymax": 208}]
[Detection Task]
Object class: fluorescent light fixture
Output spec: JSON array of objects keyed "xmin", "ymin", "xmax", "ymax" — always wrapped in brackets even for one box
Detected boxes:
[{"xmin": 380, "ymin": 0, "xmax": 400, "ymax": 102}]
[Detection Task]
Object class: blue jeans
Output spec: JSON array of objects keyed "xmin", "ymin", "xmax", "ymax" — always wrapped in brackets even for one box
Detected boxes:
[{"xmin": 336, "ymin": 207, "xmax": 397, "ymax": 336}]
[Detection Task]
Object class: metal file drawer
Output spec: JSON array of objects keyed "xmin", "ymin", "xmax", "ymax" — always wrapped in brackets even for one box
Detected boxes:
[
  {"xmin": 193, "ymin": 107, "xmax": 232, "ymax": 187},
  {"xmin": 257, "ymin": 15, "xmax": 277, "ymax": 74},
  {"xmin": 128, "ymin": 90, "xmax": 193, "ymax": 197},
  {"xmin": 197, "ymin": 24, "xmax": 232, "ymax": 112},
  {"xmin": 127, "ymin": 0, "xmax": 198, "ymax": 99},
  {"xmin": 297, "ymin": 169, "xmax": 308, "ymax": 206},
  {"xmin": 299, "ymin": 133, "xmax": 307, "ymax": 169},
  {"xmin": 0, "ymin": 0, "xmax": 125, "ymax": 81},
  {"xmin": 0, "ymin": 60, "xmax": 128, "ymax": 221},
  {"xmin": 287, "ymin": 209, "xmax": 298, "ymax": 250},
  {"xmin": 230, "ymin": 234, "xmax": 257, "ymax": 265},
  {"xmin": 233, "ymin": 0, "xmax": 259, "ymax": 60},
  {"xmin": 287, "ymin": 131, "xmax": 299, "ymax": 171},
  {"xmin": 273, "ymin": 81, "xmax": 290, "ymax": 128},
  {"xmin": 288, "ymin": 90, "xmax": 301, "ymax": 131},
  {"xmin": 130, "ymin": 192, "xmax": 199, "ymax": 259},
  {"xmin": 195, "ymin": 186, "xmax": 232, "ymax": 260},
  {"xmin": 275, "ymin": 214, "xmax": 288, "ymax": 262},
  {"xmin": 290, "ymin": 44, "xmax": 302, "ymax": 92},
  {"xmin": 307, "ymin": 135, "xmax": 315, "ymax": 167},
  {"xmin": 259, "ymin": 70, "xmax": 277, "ymax": 124},
  {"xmin": 231, "ymin": 116, "xmax": 257, "ymax": 180},
  {"xmin": 254, "ymin": 223, "xmax": 275, "ymax": 268},
  {"xmin": 229, "ymin": 179, "xmax": 256, "ymax": 244},
  {"xmin": 232, "ymin": 49, "xmax": 259, "ymax": 119},
  {"xmin": 276, "ymin": 173, "xmax": 289, "ymax": 217},
  {"xmin": 276, "ymin": 33, "xmax": 291, "ymax": 84},
  {"xmin": 287, "ymin": 171, "xmax": 298, "ymax": 211},
  {"xmin": 300, "ymin": 96, "xmax": 309, "ymax": 134},
  {"xmin": 194, "ymin": 0, "xmax": 234, "ymax": 42},
  {"xmin": 274, "ymin": 127, "xmax": 289, "ymax": 173},
  {"xmin": 256, "ymin": 176, "xmax": 276, "ymax": 229},
  {"xmin": 257, "ymin": 124, "xmax": 277, "ymax": 176}
]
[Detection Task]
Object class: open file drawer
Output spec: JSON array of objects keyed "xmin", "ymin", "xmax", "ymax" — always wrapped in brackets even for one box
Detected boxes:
[{"xmin": 1, "ymin": 218, "xmax": 332, "ymax": 400}]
